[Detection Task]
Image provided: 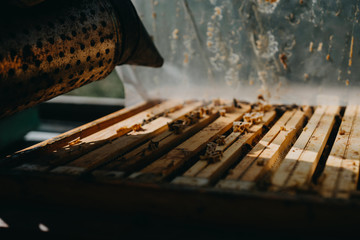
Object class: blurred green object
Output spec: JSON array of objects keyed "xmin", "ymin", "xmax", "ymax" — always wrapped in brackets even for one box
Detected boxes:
[
  {"xmin": 67, "ymin": 70, "xmax": 125, "ymax": 98},
  {"xmin": 0, "ymin": 107, "xmax": 39, "ymax": 151}
]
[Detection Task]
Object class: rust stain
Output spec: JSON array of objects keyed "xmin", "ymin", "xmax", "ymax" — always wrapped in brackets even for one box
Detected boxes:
[{"xmin": 0, "ymin": 55, "xmax": 22, "ymax": 77}]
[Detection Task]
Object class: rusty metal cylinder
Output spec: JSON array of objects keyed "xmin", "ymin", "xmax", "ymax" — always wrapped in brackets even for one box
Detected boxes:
[
  {"xmin": 0, "ymin": 0, "xmax": 163, "ymax": 119},
  {"xmin": 4, "ymin": 0, "xmax": 46, "ymax": 8}
]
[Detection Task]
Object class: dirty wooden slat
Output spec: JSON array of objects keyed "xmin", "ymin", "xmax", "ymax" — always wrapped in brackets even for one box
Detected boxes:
[
  {"xmin": 128, "ymin": 106, "xmax": 251, "ymax": 183},
  {"xmin": 222, "ymin": 109, "xmax": 297, "ymax": 181},
  {"xmin": 218, "ymin": 107, "xmax": 311, "ymax": 190},
  {"xmin": 92, "ymin": 108, "xmax": 219, "ymax": 179},
  {"xmin": 181, "ymin": 159, "xmax": 208, "ymax": 178},
  {"xmin": 215, "ymin": 132, "xmax": 243, "ymax": 153},
  {"xmin": 317, "ymin": 105, "xmax": 357, "ymax": 198},
  {"xmin": 80, "ymin": 99, "xmax": 184, "ymax": 143},
  {"xmin": 336, "ymin": 106, "xmax": 360, "ymax": 198},
  {"xmin": 239, "ymin": 107, "xmax": 311, "ymax": 183},
  {"xmin": 271, "ymin": 106, "xmax": 327, "ymax": 190},
  {"xmin": 15, "ymin": 100, "xmax": 184, "ymax": 172},
  {"xmin": 20, "ymin": 101, "xmax": 159, "ymax": 152},
  {"xmin": 284, "ymin": 105, "xmax": 340, "ymax": 189},
  {"xmin": 200, "ymin": 110, "xmax": 277, "ymax": 180},
  {"xmin": 172, "ymin": 110, "xmax": 277, "ymax": 186},
  {"xmin": 1, "ymin": 100, "xmax": 159, "ymax": 167},
  {"xmin": 50, "ymin": 102, "xmax": 203, "ymax": 175},
  {"xmin": 181, "ymin": 127, "xmax": 252, "ymax": 179}
]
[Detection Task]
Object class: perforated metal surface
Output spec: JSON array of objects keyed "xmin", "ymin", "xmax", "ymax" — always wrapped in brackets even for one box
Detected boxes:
[{"xmin": 0, "ymin": 0, "xmax": 163, "ymax": 119}]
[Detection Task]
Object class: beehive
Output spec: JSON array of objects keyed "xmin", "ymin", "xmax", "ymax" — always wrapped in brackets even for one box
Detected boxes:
[{"xmin": 1, "ymin": 99, "xmax": 360, "ymax": 230}]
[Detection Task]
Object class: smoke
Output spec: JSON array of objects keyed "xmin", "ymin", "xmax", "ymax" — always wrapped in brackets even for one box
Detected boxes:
[{"xmin": 125, "ymin": 0, "xmax": 360, "ymax": 106}]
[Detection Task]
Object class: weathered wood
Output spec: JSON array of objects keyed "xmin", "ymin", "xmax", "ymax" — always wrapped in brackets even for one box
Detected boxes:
[
  {"xmin": 180, "ymin": 127, "xmax": 251, "ymax": 178},
  {"xmin": 128, "ymin": 106, "xmax": 251, "ymax": 183},
  {"xmin": 92, "ymin": 107, "xmax": 219, "ymax": 178},
  {"xmin": 173, "ymin": 110, "xmax": 277, "ymax": 186},
  {"xmin": 15, "ymin": 100, "xmax": 184, "ymax": 172},
  {"xmin": 284, "ymin": 106, "xmax": 340, "ymax": 189},
  {"xmin": 223, "ymin": 109, "xmax": 297, "ymax": 181},
  {"xmin": 182, "ymin": 160, "xmax": 208, "ymax": 178},
  {"xmin": 50, "ymin": 102, "xmax": 203, "ymax": 175},
  {"xmin": 271, "ymin": 106, "xmax": 327, "ymax": 190},
  {"xmin": 240, "ymin": 107, "xmax": 312, "ymax": 181},
  {"xmin": 215, "ymin": 132, "xmax": 243, "ymax": 153},
  {"xmin": 79, "ymin": 99, "xmax": 184, "ymax": 143},
  {"xmin": 336, "ymin": 106, "xmax": 360, "ymax": 198},
  {"xmin": 200, "ymin": 110, "xmax": 277, "ymax": 179},
  {"xmin": 2, "ymin": 102, "xmax": 360, "ymax": 231},
  {"xmin": 21, "ymin": 100, "xmax": 160, "ymax": 152},
  {"xmin": 1, "ymin": 100, "xmax": 159, "ymax": 167},
  {"xmin": 219, "ymin": 107, "xmax": 311, "ymax": 190},
  {"xmin": 317, "ymin": 106, "xmax": 357, "ymax": 198}
]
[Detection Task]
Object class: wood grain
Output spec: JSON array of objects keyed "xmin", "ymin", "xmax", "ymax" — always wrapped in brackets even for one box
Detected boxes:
[
  {"xmin": 50, "ymin": 102, "xmax": 203, "ymax": 175},
  {"xmin": 94, "ymin": 106, "xmax": 219, "ymax": 177},
  {"xmin": 15, "ymin": 100, "xmax": 184, "ymax": 171},
  {"xmin": 1, "ymin": 101, "xmax": 159, "ymax": 167},
  {"xmin": 129, "ymin": 106, "xmax": 251, "ymax": 183},
  {"xmin": 218, "ymin": 107, "xmax": 311, "ymax": 191},
  {"xmin": 271, "ymin": 106, "xmax": 327, "ymax": 190},
  {"xmin": 173, "ymin": 110, "xmax": 277, "ymax": 187},
  {"xmin": 239, "ymin": 107, "xmax": 311, "ymax": 183},
  {"xmin": 224, "ymin": 109, "xmax": 297, "ymax": 181},
  {"xmin": 336, "ymin": 106, "xmax": 360, "ymax": 198},
  {"xmin": 284, "ymin": 106, "xmax": 340, "ymax": 189},
  {"xmin": 317, "ymin": 106, "xmax": 357, "ymax": 198}
]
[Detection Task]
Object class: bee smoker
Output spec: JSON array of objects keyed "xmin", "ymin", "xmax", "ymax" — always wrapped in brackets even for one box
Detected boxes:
[{"xmin": 0, "ymin": 0, "xmax": 164, "ymax": 119}]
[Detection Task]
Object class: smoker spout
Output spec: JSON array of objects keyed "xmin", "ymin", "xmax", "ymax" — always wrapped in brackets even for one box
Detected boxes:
[{"xmin": 110, "ymin": 0, "xmax": 164, "ymax": 68}]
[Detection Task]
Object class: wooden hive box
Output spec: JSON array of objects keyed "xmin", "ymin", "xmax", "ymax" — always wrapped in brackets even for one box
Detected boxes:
[{"xmin": 1, "ymin": 99, "xmax": 360, "ymax": 234}]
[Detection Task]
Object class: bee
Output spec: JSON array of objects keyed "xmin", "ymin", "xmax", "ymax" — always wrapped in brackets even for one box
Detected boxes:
[
  {"xmin": 131, "ymin": 124, "xmax": 144, "ymax": 132},
  {"xmin": 219, "ymin": 109, "xmax": 226, "ymax": 117},
  {"xmin": 200, "ymin": 142, "xmax": 223, "ymax": 163},
  {"xmin": 148, "ymin": 140, "xmax": 159, "ymax": 151},
  {"xmin": 168, "ymin": 120, "xmax": 185, "ymax": 134},
  {"xmin": 216, "ymin": 135, "xmax": 226, "ymax": 146}
]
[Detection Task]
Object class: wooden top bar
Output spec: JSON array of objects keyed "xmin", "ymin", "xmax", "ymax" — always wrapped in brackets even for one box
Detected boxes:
[
  {"xmin": 218, "ymin": 107, "xmax": 311, "ymax": 190},
  {"xmin": 93, "ymin": 104, "xmax": 219, "ymax": 178},
  {"xmin": 317, "ymin": 106, "xmax": 357, "ymax": 197},
  {"xmin": 272, "ymin": 105, "xmax": 340, "ymax": 191},
  {"xmin": 173, "ymin": 110, "xmax": 277, "ymax": 187},
  {"xmin": 50, "ymin": 101, "xmax": 203, "ymax": 175},
  {"xmin": 129, "ymin": 105, "xmax": 251, "ymax": 183}
]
